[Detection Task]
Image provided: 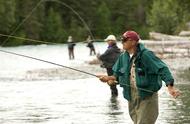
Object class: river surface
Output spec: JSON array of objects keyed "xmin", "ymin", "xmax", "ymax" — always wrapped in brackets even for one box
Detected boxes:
[{"xmin": 0, "ymin": 42, "xmax": 190, "ymax": 124}]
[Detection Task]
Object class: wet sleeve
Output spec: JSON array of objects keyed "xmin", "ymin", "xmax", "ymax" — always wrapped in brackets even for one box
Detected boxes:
[
  {"xmin": 159, "ymin": 67, "xmax": 174, "ymax": 86},
  {"xmin": 142, "ymin": 51, "xmax": 174, "ymax": 86}
]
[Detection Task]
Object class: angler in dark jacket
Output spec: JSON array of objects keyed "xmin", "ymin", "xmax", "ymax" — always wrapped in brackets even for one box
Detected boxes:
[
  {"xmin": 67, "ymin": 36, "xmax": 76, "ymax": 60},
  {"xmin": 97, "ymin": 35, "xmax": 121, "ymax": 96},
  {"xmin": 86, "ymin": 35, "xmax": 96, "ymax": 55}
]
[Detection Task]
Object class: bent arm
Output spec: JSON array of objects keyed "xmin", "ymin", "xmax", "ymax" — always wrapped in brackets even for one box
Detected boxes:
[{"xmin": 98, "ymin": 49, "xmax": 111, "ymax": 61}]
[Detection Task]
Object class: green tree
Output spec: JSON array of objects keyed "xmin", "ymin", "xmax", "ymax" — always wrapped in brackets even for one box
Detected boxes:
[
  {"xmin": 95, "ymin": 1, "xmax": 112, "ymax": 38},
  {"xmin": 108, "ymin": 0, "xmax": 153, "ymax": 39},
  {"xmin": 147, "ymin": 0, "xmax": 179, "ymax": 34},
  {"xmin": 174, "ymin": 0, "xmax": 190, "ymax": 33},
  {"xmin": 0, "ymin": 0, "xmax": 17, "ymax": 45},
  {"xmin": 43, "ymin": 8, "xmax": 66, "ymax": 43},
  {"xmin": 68, "ymin": 16, "xmax": 85, "ymax": 42},
  {"xmin": 0, "ymin": 0, "xmax": 16, "ymax": 34},
  {"xmin": 17, "ymin": 0, "xmax": 45, "ymax": 45}
]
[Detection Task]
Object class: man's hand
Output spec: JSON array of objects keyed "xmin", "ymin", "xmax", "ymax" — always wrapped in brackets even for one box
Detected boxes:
[
  {"xmin": 96, "ymin": 75, "xmax": 116, "ymax": 85},
  {"xmin": 107, "ymin": 80, "xmax": 116, "ymax": 86},
  {"xmin": 167, "ymin": 85, "xmax": 180, "ymax": 98},
  {"xmin": 96, "ymin": 75, "xmax": 109, "ymax": 82}
]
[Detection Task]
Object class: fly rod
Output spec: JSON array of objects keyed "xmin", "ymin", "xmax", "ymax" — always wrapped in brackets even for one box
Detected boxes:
[
  {"xmin": 0, "ymin": 49, "xmax": 154, "ymax": 93},
  {"xmin": 0, "ymin": 49, "xmax": 97, "ymax": 77}
]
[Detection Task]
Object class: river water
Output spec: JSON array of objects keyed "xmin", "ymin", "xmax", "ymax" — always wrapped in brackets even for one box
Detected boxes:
[{"xmin": 0, "ymin": 42, "xmax": 190, "ymax": 124}]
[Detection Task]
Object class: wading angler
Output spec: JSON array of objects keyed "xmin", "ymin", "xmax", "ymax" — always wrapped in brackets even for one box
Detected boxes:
[{"xmin": 97, "ymin": 30, "xmax": 180, "ymax": 124}]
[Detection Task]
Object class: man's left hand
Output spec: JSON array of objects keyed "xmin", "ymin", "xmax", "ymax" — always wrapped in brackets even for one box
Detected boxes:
[{"xmin": 168, "ymin": 85, "xmax": 180, "ymax": 98}]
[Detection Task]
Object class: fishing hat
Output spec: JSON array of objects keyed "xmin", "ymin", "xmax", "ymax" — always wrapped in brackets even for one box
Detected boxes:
[
  {"xmin": 122, "ymin": 31, "xmax": 140, "ymax": 42},
  {"xmin": 67, "ymin": 36, "xmax": 73, "ymax": 42},
  {"xmin": 104, "ymin": 35, "xmax": 116, "ymax": 41}
]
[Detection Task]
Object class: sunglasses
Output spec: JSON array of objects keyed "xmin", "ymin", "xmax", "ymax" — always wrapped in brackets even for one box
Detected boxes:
[{"xmin": 121, "ymin": 36, "xmax": 131, "ymax": 43}]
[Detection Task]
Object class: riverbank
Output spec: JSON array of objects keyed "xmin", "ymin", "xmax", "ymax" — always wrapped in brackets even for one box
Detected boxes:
[{"xmin": 142, "ymin": 40, "xmax": 190, "ymax": 58}]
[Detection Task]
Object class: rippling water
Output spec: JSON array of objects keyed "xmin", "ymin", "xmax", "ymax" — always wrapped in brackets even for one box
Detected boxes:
[{"xmin": 0, "ymin": 42, "xmax": 190, "ymax": 124}]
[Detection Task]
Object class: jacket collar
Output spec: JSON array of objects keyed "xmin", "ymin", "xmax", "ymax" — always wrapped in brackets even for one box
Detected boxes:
[
  {"xmin": 123, "ymin": 43, "xmax": 146, "ymax": 57},
  {"xmin": 136, "ymin": 43, "xmax": 147, "ymax": 60},
  {"xmin": 108, "ymin": 43, "xmax": 117, "ymax": 48}
]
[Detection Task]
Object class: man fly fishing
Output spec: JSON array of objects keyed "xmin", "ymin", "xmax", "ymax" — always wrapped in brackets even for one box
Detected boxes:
[{"xmin": 97, "ymin": 30, "xmax": 180, "ymax": 124}]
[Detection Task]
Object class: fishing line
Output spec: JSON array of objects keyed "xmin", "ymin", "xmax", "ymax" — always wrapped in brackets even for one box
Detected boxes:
[
  {"xmin": 0, "ymin": 33, "xmax": 57, "ymax": 45},
  {"xmin": 46, "ymin": 0, "xmax": 95, "ymax": 40},
  {"xmin": 120, "ymin": 83, "xmax": 154, "ymax": 93},
  {"xmin": 0, "ymin": 49, "xmax": 97, "ymax": 77},
  {"xmin": 0, "ymin": 33, "xmax": 96, "ymax": 62},
  {"xmin": 44, "ymin": 0, "xmax": 101, "ymax": 52}
]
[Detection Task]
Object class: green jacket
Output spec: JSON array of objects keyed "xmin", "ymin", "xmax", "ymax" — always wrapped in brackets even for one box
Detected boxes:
[{"xmin": 112, "ymin": 43, "xmax": 174, "ymax": 100}]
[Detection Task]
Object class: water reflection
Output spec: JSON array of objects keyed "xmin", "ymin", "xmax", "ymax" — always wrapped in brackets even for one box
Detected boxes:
[
  {"xmin": 108, "ymin": 96, "xmax": 121, "ymax": 114},
  {"xmin": 105, "ymin": 96, "xmax": 128, "ymax": 124},
  {"xmin": 171, "ymin": 84, "xmax": 190, "ymax": 124}
]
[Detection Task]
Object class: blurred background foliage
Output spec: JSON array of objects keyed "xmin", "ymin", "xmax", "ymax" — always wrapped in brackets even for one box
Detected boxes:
[{"xmin": 0, "ymin": 0, "xmax": 190, "ymax": 46}]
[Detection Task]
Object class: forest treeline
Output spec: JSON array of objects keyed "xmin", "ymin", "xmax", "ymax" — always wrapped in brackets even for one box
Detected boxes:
[{"xmin": 0, "ymin": 0, "xmax": 190, "ymax": 46}]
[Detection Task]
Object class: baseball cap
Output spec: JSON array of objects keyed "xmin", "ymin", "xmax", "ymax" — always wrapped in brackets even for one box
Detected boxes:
[{"xmin": 122, "ymin": 31, "xmax": 140, "ymax": 42}]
